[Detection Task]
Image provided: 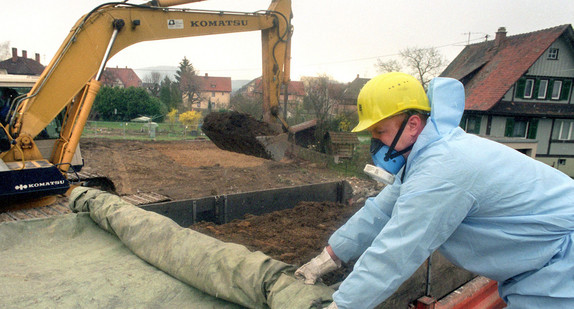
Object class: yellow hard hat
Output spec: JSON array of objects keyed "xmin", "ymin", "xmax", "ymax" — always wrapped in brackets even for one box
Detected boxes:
[{"xmin": 352, "ymin": 72, "xmax": 430, "ymax": 132}]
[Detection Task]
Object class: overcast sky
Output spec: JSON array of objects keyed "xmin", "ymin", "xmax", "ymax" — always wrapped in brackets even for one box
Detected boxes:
[{"xmin": 2, "ymin": 0, "xmax": 574, "ymax": 83}]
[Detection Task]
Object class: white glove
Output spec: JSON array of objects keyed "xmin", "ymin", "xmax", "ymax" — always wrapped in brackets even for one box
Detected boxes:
[
  {"xmin": 295, "ymin": 247, "xmax": 341, "ymax": 284},
  {"xmin": 326, "ymin": 302, "xmax": 338, "ymax": 309}
]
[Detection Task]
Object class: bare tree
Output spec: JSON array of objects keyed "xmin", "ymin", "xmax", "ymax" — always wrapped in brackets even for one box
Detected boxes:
[
  {"xmin": 303, "ymin": 74, "xmax": 335, "ymax": 126},
  {"xmin": 230, "ymin": 93, "xmax": 263, "ymax": 119},
  {"xmin": 175, "ymin": 57, "xmax": 202, "ymax": 111},
  {"xmin": 144, "ymin": 71, "xmax": 162, "ymax": 85},
  {"xmin": 144, "ymin": 71, "xmax": 162, "ymax": 97},
  {"xmin": 0, "ymin": 41, "xmax": 10, "ymax": 61},
  {"xmin": 375, "ymin": 47, "xmax": 447, "ymax": 88},
  {"xmin": 375, "ymin": 59, "xmax": 402, "ymax": 73},
  {"xmin": 302, "ymin": 74, "xmax": 346, "ymax": 152}
]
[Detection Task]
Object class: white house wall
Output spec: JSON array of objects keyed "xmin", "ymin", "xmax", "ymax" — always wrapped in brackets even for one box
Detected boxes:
[
  {"xmin": 507, "ymin": 36, "xmax": 574, "ymax": 104},
  {"xmin": 549, "ymin": 142, "xmax": 574, "ymax": 155},
  {"xmin": 502, "ymin": 85, "xmax": 514, "ymax": 101},
  {"xmin": 199, "ymin": 92, "xmax": 230, "ymax": 110},
  {"xmin": 477, "ymin": 116, "xmax": 486, "ymax": 136},
  {"xmin": 536, "ymin": 118, "xmax": 553, "ymax": 154},
  {"xmin": 488, "ymin": 116, "xmax": 508, "ymax": 138}
]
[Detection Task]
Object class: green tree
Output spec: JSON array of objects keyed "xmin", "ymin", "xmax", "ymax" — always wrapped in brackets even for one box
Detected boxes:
[
  {"xmin": 93, "ymin": 86, "xmax": 167, "ymax": 122},
  {"xmin": 175, "ymin": 57, "xmax": 201, "ymax": 110},
  {"xmin": 159, "ymin": 76, "xmax": 181, "ymax": 110}
]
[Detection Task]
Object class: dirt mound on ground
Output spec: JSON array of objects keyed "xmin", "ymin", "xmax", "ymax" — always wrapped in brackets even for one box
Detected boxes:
[
  {"xmin": 191, "ymin": 200, "xmax": 362, "ymax": 285},
  {"xmin": 79, "ymin": 138, "xmax": 356, "ymax": 201},
  {"xmin": 201, "ymin": 111, "xmax": 279, "ymax": 159},
  {"xmin": 80, "ymin": 138, "xmax": 378, "ymax": 286}
]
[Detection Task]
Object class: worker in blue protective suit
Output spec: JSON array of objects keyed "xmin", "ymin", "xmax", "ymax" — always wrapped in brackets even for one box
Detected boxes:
[{"xmin": 295, "ymin": 72, "xmax": 574, "ymax": 309}]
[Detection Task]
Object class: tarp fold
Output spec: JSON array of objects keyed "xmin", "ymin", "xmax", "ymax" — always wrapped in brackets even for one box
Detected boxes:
[{"xmin": 69, "ymin": 187, "xmax": 334, "ymax": 309}]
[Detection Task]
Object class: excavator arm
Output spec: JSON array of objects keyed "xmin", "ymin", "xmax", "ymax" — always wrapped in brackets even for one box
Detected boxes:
[{"xmin": 0, "ymin": 0, "xmax": 292, "ymax": 207}]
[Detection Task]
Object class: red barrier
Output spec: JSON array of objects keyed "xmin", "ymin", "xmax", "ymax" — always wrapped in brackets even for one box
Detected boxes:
[{"xmin": 414, "ymin": 276, "xmax": 506, "ymax": 309}]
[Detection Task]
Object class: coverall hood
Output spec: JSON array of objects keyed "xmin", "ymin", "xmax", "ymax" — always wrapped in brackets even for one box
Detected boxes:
[{"xmin": 409, "ymin": 77, "xmax": 465, "ymax": 164}]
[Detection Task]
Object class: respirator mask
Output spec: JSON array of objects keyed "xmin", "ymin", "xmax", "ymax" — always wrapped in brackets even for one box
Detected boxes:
[{"xmin": 363, "ymin": 115, "xmax": 413, "ymax": 185}]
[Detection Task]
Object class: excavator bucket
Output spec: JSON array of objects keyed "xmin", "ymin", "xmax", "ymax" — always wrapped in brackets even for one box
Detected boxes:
[{"xmin": 201, "ymin": 111, "xmax": 290, "ymax": 161}]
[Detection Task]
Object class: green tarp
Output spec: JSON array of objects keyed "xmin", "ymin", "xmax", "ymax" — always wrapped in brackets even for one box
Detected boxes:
[{"xmin": 0, "ymin": 187, "xmax": 333, "ymax": 308}]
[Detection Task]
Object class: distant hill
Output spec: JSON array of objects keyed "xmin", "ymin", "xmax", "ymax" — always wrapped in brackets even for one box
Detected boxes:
[{"xmin": 134, "ymin": 66, "xmax": 177, "ymax": 82}]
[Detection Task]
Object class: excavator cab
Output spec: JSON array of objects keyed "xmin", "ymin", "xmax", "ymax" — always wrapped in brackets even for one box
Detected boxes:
[
  {"xmin": 0, "ymin": 125, "xmax": 9, "ymax": 152},
  {"xmin": 0, "ymin": 77, "xmax": 85, "ymax": 209}
]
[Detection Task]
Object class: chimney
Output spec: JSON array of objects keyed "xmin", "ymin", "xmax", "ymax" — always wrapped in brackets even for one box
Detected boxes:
[
  {"xmin": 495, "ymin": 27, "xmax": 507, "ymax": 48},
  {"xmin": 12, "ymin": 48, "xmax": 17, "ymax": 62},
  {"xmin": 22, "ymin": 50, "xmax": 27, "ymax": 59},
  {"xmin": 35, "ymin": 53, "xmax": 41, "ymax": 63}
]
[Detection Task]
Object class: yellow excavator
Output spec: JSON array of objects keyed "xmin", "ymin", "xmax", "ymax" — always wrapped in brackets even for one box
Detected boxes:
[{"xmin": 0, "ymin": 0, "xmax": 292, "ymax": 208}]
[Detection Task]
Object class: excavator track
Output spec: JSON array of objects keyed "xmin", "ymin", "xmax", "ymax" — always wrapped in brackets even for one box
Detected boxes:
[
  {"xmin": 0, "ymin": 198, "xmax": 71, "ymax": 223},
  {"xmin": 66, "ymin": 170, "xmax": 117, "ymax": 193},
  {"xmin": 0, "ymin": 192, "xmax": 170, "ymax": 223}
]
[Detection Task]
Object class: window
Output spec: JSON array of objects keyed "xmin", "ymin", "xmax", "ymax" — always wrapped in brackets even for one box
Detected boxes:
[
  {"xmin": 505, "ymin": 118, "xmax": 538, "ymax": 139},
  {"xmin": 461, "ymin": 115, "xmax": 481, "ymax": 134},
  {"xmin": 523, "ymin": 79, "xmax": 535, "ymax": 99},
  {"xmin": 512, "ymin": 120, "xmax": 528, "ymax": 138},
  {"xmin": 555, "ymin": 120, "xmax": 574, "ymax": 140},
  {"xmin": 211, "ymin": 92, "xmax": 215, "ymax": 97},
  {"xmin": 551, "ymin": 80, "xmax": 562, "ymax": 100},
  {"xmin": 548, "ymin": 48, "xmax": 559, "ymax": 60},
  {"xmin": 517, "ymin": 78, "xmax": 571, "ymax": 101},
  {"xmin": 537, "ymin": 80, "xmax": 548, "ymax": 99}
]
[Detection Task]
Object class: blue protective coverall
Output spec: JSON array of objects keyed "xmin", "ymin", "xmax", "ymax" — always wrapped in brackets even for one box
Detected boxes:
[{"xmin": 329, "ymin": 77, "xmax": 574, "ymax": 309}]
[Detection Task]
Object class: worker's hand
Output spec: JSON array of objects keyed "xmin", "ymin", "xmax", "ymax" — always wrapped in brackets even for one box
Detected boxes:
[
  {"xmin": 295, "ymin": 247, "xmax": 341, "ymax": 285},
  {"xmin": 326, "ymin": 302, "xmax": 338, "ymax": 309}
]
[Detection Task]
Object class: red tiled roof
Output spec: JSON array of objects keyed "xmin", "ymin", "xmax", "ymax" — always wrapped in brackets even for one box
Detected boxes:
[
  {"xmin": 104, "ymin": 67, "xmax": 142, "ymax": 88},
  {"xmin": 197, "ymin": 75, "xmax": 231, "ymax": 92},
  {"xmin": 286, "ymin": 81, "xmax": 305, "ymax": 96},
  {"xmin": 441, "ymin": 24, "xmax": 573, "ymax": 111},
  {"xmin": 251, "ymin": 77, "xmax": 305, "ymax": 96},
  {"xmin": 0, "ymin": 56, "xmax": 44, "ymax": 75}
]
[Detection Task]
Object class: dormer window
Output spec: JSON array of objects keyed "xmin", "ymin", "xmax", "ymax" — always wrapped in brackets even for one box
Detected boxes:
[{"xmin": 548, "ymin": 48, "xmax": 559, "ymax": 60}]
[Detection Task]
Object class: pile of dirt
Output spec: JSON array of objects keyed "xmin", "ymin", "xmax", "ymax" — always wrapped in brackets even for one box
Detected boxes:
[
  {"xmin": 201, "ymin": 111, "xmax": 280, "ymax": 159},
  {"xmin": 79, "ymin": 138, "xmax": 350, "ymax": 200},
  {"xmin": 190, "ymin": 200, "xmax": 362, "ymax": 285},
  {"xmin": 80, "ymin": 138, "xmax": 379, "ymax": 285}
]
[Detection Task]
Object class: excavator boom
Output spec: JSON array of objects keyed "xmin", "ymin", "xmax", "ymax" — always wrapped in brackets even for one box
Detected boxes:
[
  {"xmin": 16, "ymin": 1, "xmax": 291, "ymax": 138},
  {"xmin": 0, "ymin": 0, "xmax": 292, "ymax": 208}
]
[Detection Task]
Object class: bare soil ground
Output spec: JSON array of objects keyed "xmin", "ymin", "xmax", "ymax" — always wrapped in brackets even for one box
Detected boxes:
[
  {"xmin": 80, "ymin": 138, "xmax": 357, "ymax": 199},
  {"xmin": 80, "ymin": 138, "xmax": 379, "ymax": 284}
]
